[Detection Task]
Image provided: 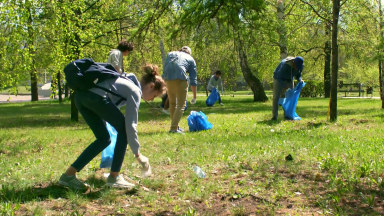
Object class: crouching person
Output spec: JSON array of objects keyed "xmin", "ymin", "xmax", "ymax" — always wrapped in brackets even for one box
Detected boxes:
[{"xmin": 59, "ymin": 64, "xmax": 166, "ymax": 189}]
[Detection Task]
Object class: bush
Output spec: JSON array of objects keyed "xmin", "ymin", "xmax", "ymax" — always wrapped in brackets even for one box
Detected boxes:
[{"xmin": 269, "ymin": 80, "xmax": 324, "ymax": 97}]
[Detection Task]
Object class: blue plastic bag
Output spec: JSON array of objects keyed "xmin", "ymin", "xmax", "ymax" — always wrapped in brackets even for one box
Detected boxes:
[
  {"xmin": 100, "ymin": 122, "xmax": 117, "ymax": 168},
  {"xmin": 281, "ymin": 82, "xmax": 306, "ymax": 120},
  {"xmin": 187, "ymin": 111, "xmax": 213, "ymax": 132},
  {"xmin": 206, "ymin": 88, "xmax": 219, "ymax": 106}
]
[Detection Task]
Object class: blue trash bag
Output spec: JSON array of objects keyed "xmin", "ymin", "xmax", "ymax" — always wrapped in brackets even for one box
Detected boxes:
[
  {"xmin": 100, "ymin": 122, "xmax": 118, "ymax": 168},
  {"xmin": 281, "ymin": 82, "xmax": 306, "ymax": 120},
  {"xmin": 187, "ymin": 111, "xmax": 213, "ymax": 132},
  {"xmin": 206, "ymin": 87, "xmax": 219, "ymax": 106}
]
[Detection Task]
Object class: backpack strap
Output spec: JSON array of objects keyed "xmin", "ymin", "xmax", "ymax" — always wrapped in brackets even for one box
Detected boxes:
[{"xmin": 93, "ymin": 85, "xmax": 126, "ymax": 106}]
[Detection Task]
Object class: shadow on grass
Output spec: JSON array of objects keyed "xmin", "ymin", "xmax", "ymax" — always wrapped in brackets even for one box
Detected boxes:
[{"xmin": 0, "ymin": 175, "xmax": 138, "ymax": 204}]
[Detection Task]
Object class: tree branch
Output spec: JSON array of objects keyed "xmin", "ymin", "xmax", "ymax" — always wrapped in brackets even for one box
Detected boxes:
[
  {"xmin": 82, "ymin": 26, "xmax": 132, "ymax": 47},
  {"xmin": 285, "ymin": 0, "xmax": 298, "ymax": 17},
  {"xmin": 83, "ymin": 0, "xmax": 101, "ymax": 14},
  {"xmin": 298, "ymin": 47, "xmax": 322, "ymax": 55},
  {"xmin": 299, "ymin": 0, "xmax": 332, "ymax": 24},
  {"xmin": 340, "ymin": 0, "xmax": 348, "ymax": 8}
]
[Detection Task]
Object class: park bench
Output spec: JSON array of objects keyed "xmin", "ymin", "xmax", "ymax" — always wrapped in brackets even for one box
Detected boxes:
[{"xmin": 337, "ymin": 82, "xmax": 362, "ymax": 97}]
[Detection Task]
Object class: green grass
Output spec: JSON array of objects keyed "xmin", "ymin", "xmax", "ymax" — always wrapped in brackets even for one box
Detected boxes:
[
  {"xmin": 1, "ymin": 96, "xmax": 384, "ymax": 215},
  {"xmin": 1, "ymin": 86, "xmax": 31, "ymax": 95}
]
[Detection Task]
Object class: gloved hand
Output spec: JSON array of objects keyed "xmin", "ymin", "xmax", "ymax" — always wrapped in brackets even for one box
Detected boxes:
[
  {"xmin": 136, "ymin": 154, "xmax": 152, "ymax": 177},
  {"xmin": 190, "ymin": 98, "xmax": 197, "ymax": 104}
]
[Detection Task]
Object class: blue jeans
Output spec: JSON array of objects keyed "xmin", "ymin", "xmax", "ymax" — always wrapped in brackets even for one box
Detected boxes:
[
  {"xmin": 72, "ymin": 90, "xmax": 128, "ymax": 172},
  {"xmin": 208, "ymin": 90, "xmax": 221, "ymax": 104}
]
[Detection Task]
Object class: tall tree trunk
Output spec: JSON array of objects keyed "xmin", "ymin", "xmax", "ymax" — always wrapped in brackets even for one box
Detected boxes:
[
  {"xmin": 27, "ymin": 2, "xmax": 38, "ymax": 101},
  {"xmin": 324, "ymin": 23, "xmax": 332, "ymax": 98},
  {"xmin": 329, "ymin": 0, "xmax": 340, "ymax": 121},
  {"xmin": 64, "ymin": 83, "xmax": 69, "ymax": 99},
  {"xmin": 57, "ymin": 71, "xmax": 63, "ymax": 103},
  {"xmin": 379, "ymin": 0, "xmax": 384, "ymax": 108},
  {"xmin": 236, "ymin": 36, "xmax": 268, "ymax": 102},
  {"xmin": 277, "ymin": 0, "xmax": 288, "ymax": 60},
  {"xmin": 70, "ymin": 8, "xmax": 81, "ymax": 122}
]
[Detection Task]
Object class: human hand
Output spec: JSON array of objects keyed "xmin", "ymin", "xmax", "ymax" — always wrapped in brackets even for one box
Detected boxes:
[{"xmin": 136, "ymin": 154, "xmax": 152, "ymax": 177}]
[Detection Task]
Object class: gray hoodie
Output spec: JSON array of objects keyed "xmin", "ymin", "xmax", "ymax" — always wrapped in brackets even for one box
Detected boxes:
[{"xmin": 88, "ymin": 73, "xmax": 141, "ymax": 155}]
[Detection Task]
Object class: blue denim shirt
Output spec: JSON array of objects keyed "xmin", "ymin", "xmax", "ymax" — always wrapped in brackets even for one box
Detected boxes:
[
  {"xmin": 273, "ymin": 58, "xmax": 303, "ymax": 87},
  {"xmin": 162, "ymin": 51, "xmax": 197, "ymax": 86}
]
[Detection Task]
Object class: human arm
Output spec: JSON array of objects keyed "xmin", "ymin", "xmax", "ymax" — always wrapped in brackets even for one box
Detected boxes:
[
  {"xmin": 124, "ymin": 90, "xmax": 141, "ymax": 156},
  {"xmin": 188, "ymin": 60, "xmax": 197, "ymax": 99}
]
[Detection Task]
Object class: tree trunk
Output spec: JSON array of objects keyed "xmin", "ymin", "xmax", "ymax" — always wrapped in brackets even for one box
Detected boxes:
[
  {"xmin": 71, "ymin": 90, "xmax": 78, "ymax": 121},
  {"xmin": 379, "ymin": 0, "xmax": 384, "ymax": 108},
  {"xmin": 30, "ymin": 70, "xmax": 38, "ymax": 101},
  {"xmin": 324, "ymin": 23, "xmax": 331, "ymax": 98},
  {"xmin": 70, "ymin": 8, "xmax": 82, "ymax": 122},
  {"xmin": 237, "ymin": 37, "xmax": 268, "ymax": 102},
  {"xmin": 277, "ymin": 0, "xmax": 288, "ymax": 60},
  {"xmin": 159, "ymin": 38, "xmax": 167, "ymax": 65},
  {"xmin": 329, "ymin": 0, "xmax": 340, "ymax": 121},
  {"xmin": 27, "ymin": 2, "xmax": 38, "ymax": 101},
  {"xmin": 57, "ymin": 71, "xmax": 63, "ymax": 103},
  {"xmin": 64, "ymin": 83, "xmax": 69, "ymax": 99}
]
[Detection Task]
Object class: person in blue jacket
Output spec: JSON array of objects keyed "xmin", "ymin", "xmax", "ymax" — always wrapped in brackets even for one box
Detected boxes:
[
  {"xmin": 162, "ymin": 46, "xmax": 197, "ymax": 134},
  {"xmin": 272, "ymin": 56, "xmax": 304, "ymax": 120}
]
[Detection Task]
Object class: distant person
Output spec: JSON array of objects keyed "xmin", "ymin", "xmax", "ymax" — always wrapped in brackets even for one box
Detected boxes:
[
  {"xmin": 162, "ymin": 46, "xmax": 197, "ymax": 134},
  {"xmin": 107, "ymin": 39, "xmax": 134, "ymax": 74},
  {"xmin": 272, "ymin": 56, "xmax": 304, "ymax": 120},
  {"xmin": 59, "ymin": 64, "xmax": 166, "ymax": 190},
  {"xmin": 207, "ymin": 70, "xmax": 224, "ymax": 106}
]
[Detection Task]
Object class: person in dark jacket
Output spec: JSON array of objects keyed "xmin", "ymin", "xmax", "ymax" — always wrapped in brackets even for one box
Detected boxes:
[{"xmin": 272, "ymin": 56, "xmax": 304, "ymax": 120}]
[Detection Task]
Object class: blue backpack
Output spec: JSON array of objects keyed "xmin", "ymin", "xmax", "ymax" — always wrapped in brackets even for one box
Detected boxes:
[{"xmin": 64, "ymin": 58, "xmax": 128, "ymax": 105}]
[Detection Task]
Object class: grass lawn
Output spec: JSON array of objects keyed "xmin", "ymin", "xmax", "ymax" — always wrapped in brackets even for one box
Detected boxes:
[{"xmin": 0, "ymin": 96, "xmax": 384, "ymax": 215}]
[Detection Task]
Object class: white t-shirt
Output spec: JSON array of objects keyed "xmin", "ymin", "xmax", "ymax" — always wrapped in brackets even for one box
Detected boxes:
[{"xmin": 107, "ymin": 49, "xmax": 123, "ymax": 73}]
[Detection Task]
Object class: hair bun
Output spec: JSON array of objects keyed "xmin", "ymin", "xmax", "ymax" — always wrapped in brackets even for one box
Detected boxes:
[{"xmin": 143, "ymin": 64, "xmax": 159, "ymax": 76}]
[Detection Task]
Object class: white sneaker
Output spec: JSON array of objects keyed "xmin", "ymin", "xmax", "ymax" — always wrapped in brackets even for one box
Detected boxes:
[
  {"xmin": 162, "ymin": 109, "xmax": 170, "ymax": 115},
  {"xmin": 190, "ymin": 98, "xmax": 197, "ymax": 104},
  {"xmin": 106, "ymin": 175, "xmax": 135, "ymax": 189},
  {"xmin": 220, "ymin": 103, "xmax": 224, "ymax": 106}
]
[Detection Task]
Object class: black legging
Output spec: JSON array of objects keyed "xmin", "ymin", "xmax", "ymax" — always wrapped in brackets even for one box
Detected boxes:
[{"xmin": 71, "ymin": 90, "xmax": 128, "ymax": 172}]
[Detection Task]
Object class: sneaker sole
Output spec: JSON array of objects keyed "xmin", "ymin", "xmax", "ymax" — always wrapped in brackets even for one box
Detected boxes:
[
  {"xmin": 106, "ymin": 183, "xmax": 135, "ymax": 189},
  {"xmin": 58, "ymin": 180, "xmax": 89, "ymax": 190}
]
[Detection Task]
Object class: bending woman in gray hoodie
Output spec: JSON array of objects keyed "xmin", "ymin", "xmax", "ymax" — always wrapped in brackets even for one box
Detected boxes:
[{"xmin": 59, "ymin": 65, "xmax": 166, "ymax": 190}]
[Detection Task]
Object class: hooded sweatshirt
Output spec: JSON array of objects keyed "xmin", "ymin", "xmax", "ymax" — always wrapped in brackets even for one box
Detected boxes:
[
  {"xmin": 273, "ymin": 57, "xmax": 303, "ymax": 87},
  {"xmin": 207, "ymin": 75, "xmax": 223, "ymax": 93},
  {"xmin": 107, "ymin": 49, "xmax": 123, "ymax": 73},
  {"xmin": 88, "ymin": 73, "xmax": 141, "ymax": 155}
]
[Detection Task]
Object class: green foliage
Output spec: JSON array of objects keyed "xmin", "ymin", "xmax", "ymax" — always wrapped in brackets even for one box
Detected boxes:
[{"xmin": 269, "ymin": 80, "xmax": 324, "ymax": 97}]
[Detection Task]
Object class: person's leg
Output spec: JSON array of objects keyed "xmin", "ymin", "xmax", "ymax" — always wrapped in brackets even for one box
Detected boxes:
[
  {"xmin": 166, "ymin": 80, "xmax": 177, "ymax": 123},
  {"xmin": 170, "ymin": 80, "xmax": 188, "ymax": 131},
  {"xmin": 69, "ymin": 91, "xmax": 127, "ymax": 174},
  {"xmin": 218, "ymin": 92, "xmax": 222, "ymax": 104},
  {"xmin": 164, "ymin": 97, "xmax": 170, "ymax": 110},
  {"xmin": 272, "ymin": 79, "xmax": 283, "ymax": 119}
]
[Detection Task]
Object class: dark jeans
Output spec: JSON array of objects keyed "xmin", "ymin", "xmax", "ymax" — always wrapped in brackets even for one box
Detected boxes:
[
  {"xmin": 72, "ymin": 90, "xmax": 128, "ymax": 172},
  {"xmin": 209, "ymin": 90, "xmax": 222, "ymax": 103}
]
